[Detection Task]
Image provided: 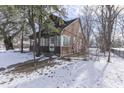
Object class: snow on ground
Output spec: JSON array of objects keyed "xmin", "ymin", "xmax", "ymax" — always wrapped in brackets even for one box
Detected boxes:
[
  {"xmin": 15, "ymin": 55, "xmax": 124, "ymax": 88},
  {"xmin": 0, "ymin": 59, "xmax": 70, "ymax": 88},
  {"xmin": 0, "ymin": 49, "xmax": 41, "ymax": 68},
  {"xmin": 0, "ymin": 48, "xmax": 124, "ymax": 88},
  {"xmin": 112, "ymin": 48, "xmax": 124, "ymax": 51}
]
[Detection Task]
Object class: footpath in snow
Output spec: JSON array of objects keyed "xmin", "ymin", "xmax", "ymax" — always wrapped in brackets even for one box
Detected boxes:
[{"xmin": 16, "ymin": 54, "xmax": 124, "ymax": 88}]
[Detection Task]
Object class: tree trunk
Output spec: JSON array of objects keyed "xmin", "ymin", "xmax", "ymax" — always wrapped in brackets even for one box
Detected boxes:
[
  {"xmin": 21, "ymin": 27, "xmax": 24, "ymax": 53},
  {"xmin": 33, "ymin": 28, "xmax": 37, "ymax": 62},
  {"xmin": 4, "ymin": 36, "xmax": 14, "ymax": 50},
  {"xmin": 36, "ymin": 16, "xmax": 42, "ymax": 57},
  {"xmin": 107, "ymin": 47, "xmax": 111, "ymax": 62},
  {"xmin": 79, "ymin": 17, "xmax": 88, "ymax": 54},
  {"xmin": 106, "ymin": 5, "xmax": 113, "ymax": 62}
]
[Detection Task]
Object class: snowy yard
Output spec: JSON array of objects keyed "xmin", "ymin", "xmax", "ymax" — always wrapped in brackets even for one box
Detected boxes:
[
  {"xmin": 0, "ymin": 49, "xmax": 124, "ymax": 88},
  {"xmin": 0, "ymin": 49, "xmax": 42, "ymax": 68},
  {"xmin": 15, "ymin": 56, "xmax": 124, "ymax": 88},
  {"xmin": 112, "ymin": 48, "xmax": 124, "ymax": 51}
]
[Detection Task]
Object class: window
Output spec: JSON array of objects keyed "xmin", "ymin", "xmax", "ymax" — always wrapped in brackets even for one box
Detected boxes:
[
  {"xmin": 61, "ymin": 35, "xmax": 70, "ymax": 46},
  {"xmin": 73, "ymin": 37, "xmax": 75, "ymax": 42},
  {"xmin": 30, "ymin": 40, "xmax": 34, "ymax": 46},
  {"xmin": 79, "ymin": 27, "xmax": 82, "ymax": 33},
  {"xmin": 40, "ymin": 38, "xmax": 48, "ymax": 46},
  {"xmin": 50, "ymin": 37, "xmax": 54, "ymax": 44},
  {"xmin": 42, "ymin": 38, "xmax": 45, "ymax": 46},
  {"xmin": 56, "ymin": 36, "xmax": 60, "ymax": 46},
  {"xmin": 45, "ymin": 38, "xmax": 48, "ymax": 46}
]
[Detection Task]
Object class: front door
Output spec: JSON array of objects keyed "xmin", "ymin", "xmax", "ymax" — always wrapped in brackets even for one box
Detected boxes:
[{"xmin": 49, "ymin": 37, "xmax": 55, "ymax": 52}]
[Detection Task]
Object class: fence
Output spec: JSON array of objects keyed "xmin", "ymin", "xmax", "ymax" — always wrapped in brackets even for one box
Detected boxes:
[{"xmin": 111, "ymin": 48, "xmax": 124, "ymax": 58}]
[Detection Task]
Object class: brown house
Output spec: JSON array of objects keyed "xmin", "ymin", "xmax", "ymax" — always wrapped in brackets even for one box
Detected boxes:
[{"xmin": 29, "ymin": 15, "xmax": 84, "ymax": 57}]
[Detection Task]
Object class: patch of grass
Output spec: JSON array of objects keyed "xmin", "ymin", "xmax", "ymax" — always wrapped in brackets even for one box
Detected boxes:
[
  {"xmin": 65, "ymin": 53, "xmax": 86, "ymax": 58},
  {"xmin": 60, "ymin": 57, "xmax": 71, "ymax": 61},
  {"xmin": 7, "ymin": 59, "xmax": 57, "ymax": 74}
]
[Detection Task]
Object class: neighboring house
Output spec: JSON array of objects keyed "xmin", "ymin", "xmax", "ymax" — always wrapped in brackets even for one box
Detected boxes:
[{"xmin": 29, "ymin": 15, "xmax": 84, "ymax": 57}]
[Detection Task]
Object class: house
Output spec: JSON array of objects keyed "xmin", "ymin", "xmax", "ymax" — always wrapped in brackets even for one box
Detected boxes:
[{"xmin": 29, "ymin": 15, "xmax": 84, "ymax": 57}]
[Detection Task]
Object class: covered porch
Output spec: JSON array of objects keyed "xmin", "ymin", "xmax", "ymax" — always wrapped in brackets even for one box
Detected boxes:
[{"xmin": 29, "ymin": 31, "xmax": 61, "ymax": 56}]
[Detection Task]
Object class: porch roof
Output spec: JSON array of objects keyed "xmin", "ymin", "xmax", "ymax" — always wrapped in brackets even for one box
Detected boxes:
[{"xmin": 29, "ymin": 30, "xmax": 60, "ymax": 39}]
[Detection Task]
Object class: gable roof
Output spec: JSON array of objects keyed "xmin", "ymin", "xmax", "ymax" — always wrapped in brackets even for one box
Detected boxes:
[
  {"xmin": 49, "ymin": 14, "xmax": 77, "ymax": 30},
  {"xmin": 61, "ymin": 18, "xmax": 77, "ymax": 29},
  {"xmin": 29, "ymin": 15, "xmax": 78, "ymax": 39}
]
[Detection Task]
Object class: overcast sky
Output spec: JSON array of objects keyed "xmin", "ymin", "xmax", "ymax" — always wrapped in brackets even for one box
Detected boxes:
[{"xmin": 63, "ymin": 5, "xmax": 84, "ymax": 20}]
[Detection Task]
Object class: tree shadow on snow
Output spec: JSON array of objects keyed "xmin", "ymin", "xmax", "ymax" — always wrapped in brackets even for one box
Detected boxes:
[{"xmin": 72, "ymin": 61, "xmax": 109, "ymax": 88}]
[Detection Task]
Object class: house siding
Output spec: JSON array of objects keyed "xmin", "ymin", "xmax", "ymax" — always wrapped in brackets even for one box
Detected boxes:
[
  {"xmin": 60, "ymin": 19, "xmax": 83, "ymax": 57},
  {"xmin": 29, "ymin": 19, "xmax": 84, "ymax": 57}
]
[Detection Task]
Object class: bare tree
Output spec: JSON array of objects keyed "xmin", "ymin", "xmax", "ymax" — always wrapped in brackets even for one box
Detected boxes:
[
  {"xmin": 93, "ymin": 5, "xmax": 124, "ymax": 62},
  {"xmin": 79, "ymin": 6, "xmax": 94, "ymax": 56}
]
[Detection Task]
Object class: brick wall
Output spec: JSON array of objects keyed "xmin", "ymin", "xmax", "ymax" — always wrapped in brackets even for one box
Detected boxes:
[{"xmin": 60, "ymin": 19, "xmax": 84, "ymax": 56}]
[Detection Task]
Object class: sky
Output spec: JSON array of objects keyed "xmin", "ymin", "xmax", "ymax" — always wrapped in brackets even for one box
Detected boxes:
[
  {"xmin": 63, "ymin": 5, "xmax": 84, "ymax": 20},
  {"xmin": 64, "ymin": 5, "xmax": 124, "ymax": 41},
  {"xmin": 53, "ymin": 5, "xmax": 82, "ymax": 21}
]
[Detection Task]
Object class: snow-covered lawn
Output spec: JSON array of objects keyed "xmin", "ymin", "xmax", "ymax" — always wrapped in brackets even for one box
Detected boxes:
[
  {"xmin": 0, "ymin": 48, "xmax": 124, "ymax": 88},
  {"xmin": 16, "ymin": 55, "xmax": 124, "ymax": 88},
  {"xmin": 0, "ymin": 49, "xmax": 40, "ymax": 68},
  {"xmin": 112, "ymin": 48, "xmax": 124, "ymax": 51}
]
